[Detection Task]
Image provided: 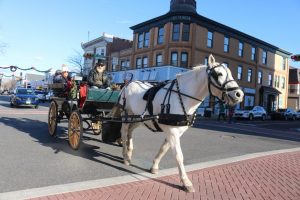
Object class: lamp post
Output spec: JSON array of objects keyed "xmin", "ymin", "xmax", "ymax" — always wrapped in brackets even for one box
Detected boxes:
[{"xmin": 0, "ymin": 73, "xmax": 3, "ymax": 90}]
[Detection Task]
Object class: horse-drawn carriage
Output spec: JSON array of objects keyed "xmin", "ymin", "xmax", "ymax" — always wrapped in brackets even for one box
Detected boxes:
[{"xmin": 47, "ymin": 82, "xmax": 122, "ymax": 150}]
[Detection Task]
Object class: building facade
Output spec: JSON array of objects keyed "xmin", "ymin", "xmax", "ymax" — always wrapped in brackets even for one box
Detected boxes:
[
  {"xmin": 81, "ymin": 33, "xmax": 132, "ymax": 76},
  {"xmin": 288, "ymin": 67, "xmax": 300, "ymax": 110},
  {"xmin": 111, "ymin": 0, "xmax": 291, "ymax": 113}
]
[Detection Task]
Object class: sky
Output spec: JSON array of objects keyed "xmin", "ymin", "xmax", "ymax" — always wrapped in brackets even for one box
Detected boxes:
[{"xmin": 0, "ymin": 0, "xmax": 300, "ymax": 77}]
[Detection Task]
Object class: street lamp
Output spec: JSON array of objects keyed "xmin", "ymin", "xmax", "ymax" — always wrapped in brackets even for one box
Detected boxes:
[{"xmin": 0, "ymin": 73, "xmax": 3, "ymax": 90}]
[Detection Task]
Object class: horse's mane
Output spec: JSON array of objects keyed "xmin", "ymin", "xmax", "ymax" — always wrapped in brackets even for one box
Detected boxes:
[{"xmin": 176, "ymin": 64, "xmax": 207, "ymax": 79}]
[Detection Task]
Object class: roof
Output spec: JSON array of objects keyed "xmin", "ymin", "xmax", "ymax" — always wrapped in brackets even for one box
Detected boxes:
[{"xmin": 259, "ymin": 86, "xmax": 281, "ymax": 95}]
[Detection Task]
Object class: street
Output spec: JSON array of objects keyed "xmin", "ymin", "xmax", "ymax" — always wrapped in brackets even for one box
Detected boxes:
[{"xmin": 0, "ymin": 95, "xmax": 299, "ymax": 194}]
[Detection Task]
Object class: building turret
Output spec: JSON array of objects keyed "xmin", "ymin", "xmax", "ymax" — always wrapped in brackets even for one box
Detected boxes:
[{"xmin": 170, "ymin": 0, "xmax": 197, "ymax": 13}]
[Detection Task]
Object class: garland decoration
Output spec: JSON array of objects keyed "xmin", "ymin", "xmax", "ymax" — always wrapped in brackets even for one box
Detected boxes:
[{"xmin": 0, "ymin": 65, "xmax": 51, "ymax": 73}]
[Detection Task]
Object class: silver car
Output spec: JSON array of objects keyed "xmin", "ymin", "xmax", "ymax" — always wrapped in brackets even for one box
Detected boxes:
[{"xmin": 234, "ymin": 106, "xmax": 267, "ymax": 121}]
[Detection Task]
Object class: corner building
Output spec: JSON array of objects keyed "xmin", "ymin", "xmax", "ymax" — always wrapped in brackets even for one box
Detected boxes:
[{"xmin": 116, "ymin": 0, "xmax": 291, "ymax": 112}]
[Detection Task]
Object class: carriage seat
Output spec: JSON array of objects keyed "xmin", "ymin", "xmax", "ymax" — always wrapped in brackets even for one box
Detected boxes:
[{"xmin": 48, "ymin": 83, "xmax": 68, "ymax": 98}]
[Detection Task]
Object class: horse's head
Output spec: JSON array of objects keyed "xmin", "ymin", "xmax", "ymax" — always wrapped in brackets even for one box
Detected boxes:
[{"xmin": 206, "ymin": 54, "xmax": 244, "ymax": 106}]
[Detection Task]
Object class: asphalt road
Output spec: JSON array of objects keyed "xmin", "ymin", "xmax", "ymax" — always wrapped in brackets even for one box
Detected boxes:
[{"xmin": 0, "ymin": 95, "xmax": 299, "ymax": 193}]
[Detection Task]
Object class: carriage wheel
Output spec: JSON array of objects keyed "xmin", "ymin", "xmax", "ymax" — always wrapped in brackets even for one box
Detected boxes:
[
  {"xmin": 48, "ymin": 101, "xmax": 58, "ymax": 136},
  {"xmin": 68, "ymin": 111, "xmax": 83, "ymax": 150}
]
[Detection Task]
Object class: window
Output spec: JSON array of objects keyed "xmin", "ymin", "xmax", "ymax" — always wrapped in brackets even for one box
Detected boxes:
[
  {"xmin": 244, "ymin": 96, "xmax": 254, "ymax": 107},
  {"xmin": 142, "ymin": 57, "xmax": 148, "ymax": 68},
  {"xmin": 275, "ymin": 75, "xmax": 280, "ymax": 88},
  {"xmin": 281, "ymin": 76, "xmax": 285, "ymax": 89},
  {"xmin": 223, "ymin": 62, "xmax": 228, "ymax": 68},
  {"xmin": 258, "ymin": 71, "xmax": 262, "ymax": 84},
  {"xmin": 182, "ymin": 24, "xmax": 190, "ymax": 41},
  {"xmin": 171, "ymin": 52, "xmax": 178, "ymax": 66},
  {"xmin": 268, "ymin": 74, "xmax": 272, "ymax": 86},
  {"xmin": 181, "ymin": 52, "xmax": 188, "ymax": 67},
  {"xmin": 172, "ymin": 23, "xmax": 180, "ymax": 41},
  {"xmin": 282, "ymin": 57, "xmax": 286, "ymax": 70},
  {"xmin": 121, "ymin": 60, "xmax": 126, "ymax": 70},
  {"xmin": 136, "ymin": 57, "xmax": 142, "ymax": 68},
  {"xmin": 251, "ymin": 46, "xmax": 256, "ymax": 61},
  {"xmin": 144, "ymin": 32, "xmax": 150, "ymax": 48},
  {"xmin": 237, "ymin": 66, "xmax": 243, "ymax": 80},
  {"xmin": 247, "ymin": 68, "xmax": 252, "ymax": 82},
  {"xmin": 204, "ymin": 57, "xmax": 208, "ymax": 65},
  {"xmin": 156, "ymin": 54, "xmax": 163, "ymax": 66},
  {"xmin": 238, "ymin": 42, "xmax": 244, "ymax": 57},
  {"xmin": 157, "ymin": 27, "xmax": 164, "ymax": 44},
  {"xmin": 224, "ymin": 36, "xmax": 229, "ymax": 52},
  {"xmin": 138, "ymin": 33, "xmax": 143, "ymax": 49},
  {"xmin": 207, "ymin": 31, "xmax": 213, "ymax": 48},
  {"xmin": 262, "ymin": 50, "xmax": 267, "ymax": 64}
]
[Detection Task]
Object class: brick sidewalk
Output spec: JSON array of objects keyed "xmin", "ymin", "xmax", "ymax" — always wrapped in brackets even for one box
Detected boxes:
[{"xmin": 29, "ymin": 151, "xmax": 300, "ymax": 200}]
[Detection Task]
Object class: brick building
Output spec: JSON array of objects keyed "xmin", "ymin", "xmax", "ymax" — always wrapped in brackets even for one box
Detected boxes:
[
  {"xmin": 110, "ymin": 0, "xmax": 291, "ymax": 113},
  {"xmin": 81, "ymin": 33, "xmax": 132, "ymax": 75}
]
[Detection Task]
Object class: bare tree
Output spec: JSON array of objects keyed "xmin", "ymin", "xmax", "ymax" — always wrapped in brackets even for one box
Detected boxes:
[{"xmin": 68, "ymin": 50, "xmax": 84, "ymax": 75}]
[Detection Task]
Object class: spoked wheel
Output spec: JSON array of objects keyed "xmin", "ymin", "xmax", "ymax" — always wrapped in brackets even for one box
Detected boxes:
[
  {"xmin": 48, "ymin": 101, "xmax": 58, "ymax": 136},
  {"xmin": 68, "ymin": 111, "xmax": 83, "ymax": 150}
]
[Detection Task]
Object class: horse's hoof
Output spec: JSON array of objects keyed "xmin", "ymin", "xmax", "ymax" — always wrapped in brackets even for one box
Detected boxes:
[
  {"xmin": 183, "ymin": 185, "xmax": 195, "ymax": 193},
  {"xmin": 124, "ymin": 160, "xmax": 130, "ymax": 166},
  {"xmin": 150, "ymin": 168, "xmax": 158, "ymax": 174}
]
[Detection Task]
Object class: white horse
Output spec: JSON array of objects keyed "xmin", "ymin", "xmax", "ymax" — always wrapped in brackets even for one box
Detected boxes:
[{"xmin": 119, "ymin": 55, "xmax": 244, "ymax": 192}]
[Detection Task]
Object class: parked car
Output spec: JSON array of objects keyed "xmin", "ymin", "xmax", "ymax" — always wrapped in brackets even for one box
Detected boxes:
[
  {"xmin": 296, "ymin": 110, "xmax": 300, "ymax": 119},
  {"xmin": 270, "ymin": 108, "xmax": 297, "ymax": 120},
  {"xmin": 34, "ymin": 90, "xmax": 47, "ymax": 102},
  {"xmin": 10, "ymin": 88, "xmax": 39, "ymax": 108},
  {"xmin": 234, "ymin": 106, "xmax": 267, "ymax": 121}
]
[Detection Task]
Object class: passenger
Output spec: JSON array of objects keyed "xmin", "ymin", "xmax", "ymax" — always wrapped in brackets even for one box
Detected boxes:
[
  {"xmin": 53, "ymin": 64, "xmax": 69, "ymax": 84},
  {"xmin": 88, "ymin": 59, "xmax": 111, "ymax": 89},
  {"xmin": 53, "ymin": 64, "xmax": 73, "ymax": 97}
]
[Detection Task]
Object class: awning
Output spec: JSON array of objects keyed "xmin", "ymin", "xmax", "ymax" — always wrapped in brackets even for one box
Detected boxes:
[{"xmin": 259, "ymin": 86, "xmax": 281, "ymax": 95}]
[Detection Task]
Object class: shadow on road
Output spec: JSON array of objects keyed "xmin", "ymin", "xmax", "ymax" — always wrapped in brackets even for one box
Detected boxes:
[{"xmin": 0, "ymin": 116, "xmax": 183, "ymax": 190}]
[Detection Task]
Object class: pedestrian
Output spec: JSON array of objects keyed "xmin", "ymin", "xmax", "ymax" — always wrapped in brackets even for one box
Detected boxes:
[
  {"xmin": 218, "ymin": 102, "xmax": 226, "ymax": 121},
  {"xmin": 228, "ymin": 105, "xmax": 236, "ymax": 124},
  {"xmin": 88, "ymin": 59, "xmax": 111, "ymax": 89}
]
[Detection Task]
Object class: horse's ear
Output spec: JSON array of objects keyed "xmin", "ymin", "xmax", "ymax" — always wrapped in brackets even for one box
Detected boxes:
[{"xmin": 208, "ymin": 54, "xmax": 215, "ymax": 68}]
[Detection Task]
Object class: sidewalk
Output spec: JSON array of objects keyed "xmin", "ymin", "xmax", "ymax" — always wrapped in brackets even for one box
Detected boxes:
[{"xmin": 1, "ymin": 148, "xmax": 299, "ymax": 200}]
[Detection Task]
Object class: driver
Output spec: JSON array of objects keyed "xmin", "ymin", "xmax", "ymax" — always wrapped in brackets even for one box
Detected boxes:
[{"xmin": 88, "ymin": 59, "xmax": 111, "ymax": 89}]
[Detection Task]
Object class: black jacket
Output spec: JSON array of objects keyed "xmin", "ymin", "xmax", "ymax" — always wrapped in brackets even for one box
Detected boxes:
[{"xmin": 88, "ymin": 69, "xmax": 111, "ymax": 88}]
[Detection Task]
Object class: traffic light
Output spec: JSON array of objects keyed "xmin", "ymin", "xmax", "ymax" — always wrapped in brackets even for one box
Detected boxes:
[{"xmin": 291, "ymin": 54, "xmax": 300, "ymax": 61}]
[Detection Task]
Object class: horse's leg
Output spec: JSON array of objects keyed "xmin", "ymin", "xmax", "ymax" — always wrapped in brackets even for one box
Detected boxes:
[
  {"xmin": 150, "ymin": 139, "xmax": 170, "ymax": 174},
  {"xmin": 126, "ymin": 123, "xmax": 137, "ymax": 164},
  {"xmin": 122, "ymin": 123, "xmax": 138, "ymax": 166},
  {"xmin": 169, "ymin": 134, "xmax": 195, "ymax": 193},
  {"xmin": 121, "ymin": 123, "xmax": 130, "ymax": 165}
]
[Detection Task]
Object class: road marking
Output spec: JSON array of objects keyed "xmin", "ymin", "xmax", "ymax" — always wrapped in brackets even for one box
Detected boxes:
[{"xmin": 1, "ymin": 147, "xmax": 299, "ymax": 200}]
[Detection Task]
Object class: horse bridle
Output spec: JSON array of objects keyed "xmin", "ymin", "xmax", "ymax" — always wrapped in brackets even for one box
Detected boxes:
[{"xmin": 206, "ymin": 64, "xmax": 240, "ymax": 102}]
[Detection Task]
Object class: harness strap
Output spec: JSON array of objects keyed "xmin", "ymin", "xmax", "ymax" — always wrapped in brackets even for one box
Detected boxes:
[{"xmin": 161, "ymin": 80, "xmax": 176, "ymax": 114}]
